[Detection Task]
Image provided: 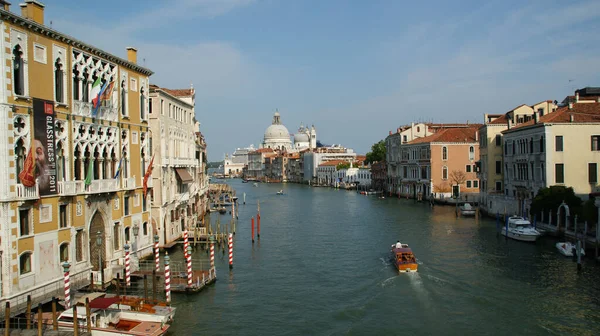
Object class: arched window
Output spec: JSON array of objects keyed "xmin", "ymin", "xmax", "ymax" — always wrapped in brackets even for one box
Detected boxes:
[
  {"xmin": 54, "ymin": 58, "xmax": 64, "ymax": 103},
  {"xmin": 13, "ymin": 45, "xmax": 24, "ymax": 96},
  {"xmin": 82, "ymin": 70, "xmax": 90, "ymax": 102},
  {"xmin": 121, "ymin": 80, "xmax": 127, "ymax": 116},
  {"xmin": 59, "ymin": 243, "xmax": 69, "ymax": 262},
  {"xmin": 124, "ymin": 227, "xmax": 130, "ymax": 243},
  {"xmin": 74, "ymin": 146, "xmax": 82, "ymax": 180},
  {"xmin": 83, "ymin": 146, "xmax": 91, "ymax": 182},
  {"xmin": 56, "ymin": 141, "xmax": 65, "ymax": 182},
  {"xmin": 442, "ymin": 166, "xmax": 448, "ymax": 180},
  {"xmin": 469, "ymin": 146, "xmax": 474, "ymax": 161},
  {"xmin": 140, "ymin": 87, "xmax": 145, "ymax": 120},
  {"xmin": 93, "ymin": 147, "xmax": 100, "ymax": 180},
  {"xmin": 15, "ymin": 138, "xmax": 26, "ymax": 183},
  {"xmin": 73, "ymin": 68, "xmax": 80, "ymax": 100},
  {"xmin": 19, "ymin": 252, "xmax": 32, "ymax": 275},
  {"xmin": 442, "ymin": 146, "xmax": 448, "ymax": 161}
]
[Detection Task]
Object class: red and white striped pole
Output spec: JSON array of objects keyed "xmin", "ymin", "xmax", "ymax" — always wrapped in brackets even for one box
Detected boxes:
[
  {"xmin": 186, "ymin": 245, "xmax": 193, "ymax": 287},
  {"xmin": 228, "ymin": 233, "xmax": 233, "ymax": 269},
  {"xmin": 183, "ymin": 229, "xmax": 189, "ymax": 259},
  {"xmin": 154, "ymin": 235, "xmax": 160, "ymax": 272},
  {"xmin": 62, "ymin": 261, "xmax": 71, "ymax": 309},
  {"xmin": 164, "ymin": 252, "xmax": 171, "ymax": 304},
  {"xmin": 210, "ymin": 237, "xmax": 215, "ymax": 270},
  {"xmin": 124, "ymin": 243, "xmax": 131, "ymax": 287}
]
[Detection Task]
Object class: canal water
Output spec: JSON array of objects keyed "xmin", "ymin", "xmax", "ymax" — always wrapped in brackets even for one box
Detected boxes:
[{"xmin": 167, "ymin": 180, "xmax": 600, "ymax": 335}]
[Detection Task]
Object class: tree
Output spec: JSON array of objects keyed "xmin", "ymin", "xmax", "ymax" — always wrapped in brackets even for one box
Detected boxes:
[
  {"xmin": 365, "ymin": 140, "xmax": 386, "ymax": 164},
  {"xmin": 530, "ymin": 186, "xmax": 583, "ymax": 223},
  {"xmin": 449, "ymin": 170, "xmax": 467, "ymax": 186},
  {"xmin": 336, "ymin": 162, "xmax": 350, "ymax": 170},
  {"xmin": 433, "ymin": 182, "xmax": 451, "ymax": 193}
]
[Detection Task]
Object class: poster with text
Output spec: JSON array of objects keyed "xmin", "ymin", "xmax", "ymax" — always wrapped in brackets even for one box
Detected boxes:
[{"xmin": 33, "ymin": 98, "xmax": 58, "ymax": 196}]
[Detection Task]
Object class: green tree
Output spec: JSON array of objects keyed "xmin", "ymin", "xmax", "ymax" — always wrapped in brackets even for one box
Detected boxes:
[
  {"xmin": 336, "ymin": 162, "xmax": 350, "ymax": 170},
  {"xmin": 530, "ymin": 186, "xmax": 583, "ymax": 222},
  {"xmin": 365, "ymin": 140, "xmax": 386, "ymax": 164}
]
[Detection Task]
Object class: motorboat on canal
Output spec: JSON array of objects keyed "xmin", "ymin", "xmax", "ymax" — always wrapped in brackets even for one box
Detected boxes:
[
  {"xmin": 42, "ymin": 306, "xmax": 170, "ymax": 336},
  {"xmin": 459, "ymin": 203, "xmax": 476, "ymax": 216},
  {"xmin": 276, "ymin": 190, "xmax": 284, "ymax": 195},
  {"xmin": 501, "ymin": 216, "xmax": 541, "ymax": 242},
  {"xmin": 556, "ymin": 242, "xmax": 585, "ymax": 257},
  {"xmin": 390, "ymin": 242, "xmax": 418, "ymax": 273}
]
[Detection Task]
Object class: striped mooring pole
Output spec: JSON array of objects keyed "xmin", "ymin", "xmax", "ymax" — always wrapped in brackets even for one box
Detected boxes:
[
  {"xmin": 228, "ymin": 233, "xmax": 233, "ymax": 269},
  {"xmin": 183, "ymin": 230, "xmax": 189, "ymax": 260},
  {"xmin": 186, "ymin": 245, "xmax": 193, "ymax": 287},
  {"xmin": 164, "ymin": 252, "xmax": 171, "ymax": 304},
  {"xmin": 210, "ymin": 237, "xmax": 215, "ymax": 270},
  {"xmin": 154, "ymin": 234, "xmax": 160, "ymax": 272},
  {"xmin": 124, "ymin": 243, "xmax": 131, "ymax": 287},
  {"xmin": 62, "ymin": 261, "xmax": 71, "ymax": 309}
]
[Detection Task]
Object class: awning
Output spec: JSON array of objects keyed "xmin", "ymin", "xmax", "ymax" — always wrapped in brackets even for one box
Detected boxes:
[
  {"xmin": 89, "ymin": 297, "xmax": 121, "ymax": 309},
  {"xmin": 175, "ymin": 168, "xmax": 194, "ymax": 183}
]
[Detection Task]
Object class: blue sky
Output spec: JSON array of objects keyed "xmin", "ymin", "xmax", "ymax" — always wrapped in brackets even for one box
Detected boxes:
[{"xmin": 44, "ymin": 0, "xmax": 600, "ymax": 160}]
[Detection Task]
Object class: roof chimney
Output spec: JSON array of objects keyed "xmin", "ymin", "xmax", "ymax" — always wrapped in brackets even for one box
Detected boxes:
[
  {"xmin": 533, "ymin": 112, "xmax": 539, "ymax": 124},
  {"xmin": 20, "ymin": 0, "xmax": 44, "ymax": 25},
  {"xmin": 570, "ymin": 114, "xmax": 574, "ymax": 122},
  {"xmin": 0, "ymin": 1, "xmax": 11, "ymax": 11},
  {"xmin": 475, "ymin": 131, "xmax": 478, "ymax": 141},
  {"xmin": 126, "ymin": 47, "xmax": 138, "ymax": 64},
  {"xmin": 575, "ymin": 92, "xmax": 579, "ymax": 103},
  {"xmin": 568, "ymin": 102, "xmax": 573, "ymax": 110},
  {"xmin": 507, "ymin": 117, "xmax": 513, "ymax": 129}
]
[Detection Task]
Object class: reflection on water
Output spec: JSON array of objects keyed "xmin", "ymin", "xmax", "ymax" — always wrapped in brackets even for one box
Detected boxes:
[{"xmin": 167, "ymin": 180, "xmax": 600, "ymax": 336}]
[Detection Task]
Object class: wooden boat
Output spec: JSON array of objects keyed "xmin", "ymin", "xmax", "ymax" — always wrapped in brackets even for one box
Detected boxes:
[
  {"xmin": 390, "ymin": 243, "xmax": 418, "ymax": 273},
  {"xmin": 40, "ymin": 306, "xmax": 169, "ymax": 336}
]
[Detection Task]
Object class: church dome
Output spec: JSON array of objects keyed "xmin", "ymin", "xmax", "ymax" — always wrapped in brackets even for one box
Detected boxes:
[
  {"xmin": 264, "ymin": 124, "xmax": 291, "ymax": 140},
  {"xmin": 294, "ymin": 132, "xmax": 309, "ymax": 143}
]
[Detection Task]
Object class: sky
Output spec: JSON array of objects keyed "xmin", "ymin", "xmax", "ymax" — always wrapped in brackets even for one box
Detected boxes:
[{"xmin": 42, "ymin": 0, "xmax": 600, "ymax": 160}]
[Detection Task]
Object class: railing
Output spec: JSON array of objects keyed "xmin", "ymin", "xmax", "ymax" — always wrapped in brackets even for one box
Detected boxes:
[
  {"xmin": 171, "ymin": 158, "xmax": 198, "ymax": 166},
  {"xmin": 15, "ymin": 184, "xmax": 38, "ymax": 199},
  {"xmin": 123, "ymin": 177, "xmax": 136, "ymax": 189},
  {"xmin": 72, "ymin": 100, "xmax": 92, "ymax": 118},
  {"xmin": 86, "ymin": 179, "xmax": 119, "ymax": 193},
  {"xmin": 57, "ymin": 180, "xmax": 79, "ymax": 196}
]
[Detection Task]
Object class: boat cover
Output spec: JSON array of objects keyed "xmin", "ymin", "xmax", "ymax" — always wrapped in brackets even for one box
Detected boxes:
[{"xmin": 89, "ymin": 297, "xmax": 121, "ymax": 309}]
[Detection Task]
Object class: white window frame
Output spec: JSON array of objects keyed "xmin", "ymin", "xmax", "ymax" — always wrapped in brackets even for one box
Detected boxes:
[
  {"xmin": 33, "ymin": 43, "xmax": 47, "ymax": 64},
  {"xmin": 442, "ymin": 166, "xmax": 448, "ymax": 180},
  {"xmin": 442, "ymin": 146, "xmax": 448, "ymax": 161},
  {"xmin": 18, "ymin": 251, "xmax": 34, "ymax": 277},
  {"xmin": 52, "ymin": 45, "xmax": 68, "ymax": 106},
  {"xmin": 11, "ymin": 28, "xmax": 30, "ymax": 98},
  {"xmin": 120, "ymin": 71, "xmax": 129, "ymax": 117},
  {"xmin": 18, "ymin": 207, "xmax": 33, "ymax": 237}
]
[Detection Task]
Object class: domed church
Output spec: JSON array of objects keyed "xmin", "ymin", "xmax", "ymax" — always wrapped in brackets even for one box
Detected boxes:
[
  {"xmin": 294, "ymin": 123, "xmax": 317, "ymax": 150},
  {"xmin": 261, "ymin": 111, "xmax": 293, "ymax": 151}
]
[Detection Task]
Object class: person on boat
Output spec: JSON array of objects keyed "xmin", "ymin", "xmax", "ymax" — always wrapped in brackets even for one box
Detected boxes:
[{"xmin": 395, "ymin": 241, "xmax": 402, "ymax": 249}]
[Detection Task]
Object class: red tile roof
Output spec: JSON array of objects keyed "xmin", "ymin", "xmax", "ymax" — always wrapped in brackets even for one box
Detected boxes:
[
  {"xmin": 249, "ymin": 148, "xmax": 274, "ymax": 154},
  {"xmin": 504, "ymin": 102, "xmax": 600, "ymax": 132},
  {"xmin": 319, "ymin": 160, "xmax": 346, "ymax": 167},
  {"xmin": 162, "ymin": 88, "xmax": 194, "ymax": 97},
  {"xmin": 408, "ymin": 126, "xmax": 480, "ymax": 144}
]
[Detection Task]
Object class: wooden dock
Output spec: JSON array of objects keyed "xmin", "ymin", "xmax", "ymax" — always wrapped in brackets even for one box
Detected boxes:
[{"xmin": 0, "ymin": 330, "xmax": 89, "ymax": 335}]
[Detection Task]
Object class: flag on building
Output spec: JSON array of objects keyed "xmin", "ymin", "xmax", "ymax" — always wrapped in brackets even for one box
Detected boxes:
[
  {"xmin": 84, "ymin": 158, "xmax": 94, "ymax": 186},
  {"xmin": 101, "ymin": 81, "xmax": 115, "ymax": 101},
  {"xmin": 91, "ymin": 79, "xmax": 108, "ymax": 117},
  {"xmin": 143, "ymin": 155, "xmax": 154, "ymax": 197},
  {"xmin": 114, "ymin": 156, "xmax": 123, "ymax": 179},
  {"xmin": 18, "ymin": 146, "xmax": 36, "ymax": 187}
]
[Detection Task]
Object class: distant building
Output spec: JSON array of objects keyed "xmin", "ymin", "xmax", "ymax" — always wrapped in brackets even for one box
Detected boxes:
[
  {"xmin": 371, "ymin": 161, "xmax": 387, "ymax": 192},
  {"xmin": 303, "ymin": 146, "xmax": 357, "ymax": 183},
  {"xmin": 501, "ymin": 92, "xmax": 600, "ymax": 215},
  {"xmin": 293, "ymin": 123, "xmax": 317, "ymax": 150},
  {"xmin": 261, "ymin": 112, "xmax": 293, "ymax": 151}
]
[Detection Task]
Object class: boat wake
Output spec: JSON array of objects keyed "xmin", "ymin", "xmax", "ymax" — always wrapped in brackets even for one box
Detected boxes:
[
  {"xmin": 407, "ymin": 273, "xmax": 432, "ymax": 309},
  {"xmin": 379, "ymin": 276, "xmax": 397, "ymax": 288}
]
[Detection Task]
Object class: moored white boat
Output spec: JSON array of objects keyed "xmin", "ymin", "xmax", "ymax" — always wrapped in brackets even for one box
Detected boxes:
[
  {"xmin": 556, "ymin": 242, "xmax": 585, "ymax": 257},
  {"xmin": 459, "ymin": 203, "xmax": 476, "ymax": 216},
  {"xmin": 501, "ymin": 216, "xmax": 541, "ymax": 242}
]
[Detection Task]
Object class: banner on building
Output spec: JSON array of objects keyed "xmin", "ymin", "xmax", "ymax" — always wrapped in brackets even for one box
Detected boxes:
[{"xmin": 33, "ymin": 98, "xmax": 58, "ymax": 196}]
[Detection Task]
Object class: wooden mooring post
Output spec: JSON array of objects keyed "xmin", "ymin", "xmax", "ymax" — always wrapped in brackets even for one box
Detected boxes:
[
  {"xmin": 26, "ymin": 294, "xmax": 31, "ymax": 329},
  {"xmin": 52, "ymin": 297, "xmax": 58, "ymax": 330},
  {"xmin": 4, "ymin": 302, "xmax": 9, "ymax": 336},
  {"xmin": 36, "ymin": 303, "xmax": 42, "ymax": 336}
]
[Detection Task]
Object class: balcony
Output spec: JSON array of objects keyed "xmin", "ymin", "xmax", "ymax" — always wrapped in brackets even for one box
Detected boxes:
[
  {"xmin": 57, "ymin": 181, "xmax": 79, "ymax": 196},
  {"xmin": 86, "ymin": 179, "xmax": 119, "ymax": 194},
  {"xmin": 15, "ymin": 184, "xmax": 39, "ymax": 200},
  {"xmin": 72, "ymin": 101, "xmax": 118, "ymax": 122},
  {"xmin": 72, "ymin": 101, "xmax": 92, "ymax": 118},
  {"xmin": 123, "ymin": 177, "xmax": 136, "ymax": 190}
]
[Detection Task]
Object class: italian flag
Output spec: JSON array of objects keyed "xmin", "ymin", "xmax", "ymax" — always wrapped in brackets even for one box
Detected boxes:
[{"xmin": 91, "ymin": 77, "xmax": 102, "ymax": 108}]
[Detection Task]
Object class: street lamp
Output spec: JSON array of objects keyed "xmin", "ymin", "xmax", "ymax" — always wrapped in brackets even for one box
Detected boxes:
[{"xmin": 96, "ymin": 231, "xmax": 104, "ymax": 289}]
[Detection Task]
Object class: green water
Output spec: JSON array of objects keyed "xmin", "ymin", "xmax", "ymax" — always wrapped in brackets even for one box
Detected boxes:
[{"xmin": 166, "ymin": 180, "xmax": 600, "ymax": 335}]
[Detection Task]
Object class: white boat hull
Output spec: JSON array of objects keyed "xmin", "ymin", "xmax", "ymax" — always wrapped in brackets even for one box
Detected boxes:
[
  {"xmin": 556, "ymin": 242, "xmax": 585, "ymax": 257},
  {"xmin": 460, "ymin": 210, "xmax": 476, "ymax": 216},
  {"xmin": 501, "ymin": 228, "xmax": 539, "ymax": 242}
]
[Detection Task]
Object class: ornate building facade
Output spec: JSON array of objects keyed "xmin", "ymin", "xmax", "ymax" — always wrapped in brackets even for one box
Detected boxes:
[
  {"xmin": 149, "ymin": 84, "xmax": 207, "ymax": 246},
  {"xmin": 0, "ymin": 1, "xmax": 154, "ymax": 310}
]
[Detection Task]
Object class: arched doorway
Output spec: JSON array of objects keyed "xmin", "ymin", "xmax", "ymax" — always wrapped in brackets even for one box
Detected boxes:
[
  {"xmin": 557, "ymin": 202, "xmax": 570, "ymax": 231},
  {"xmin": 89, "ymin": 211, "xmax": 106, "ymax": 272}
]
